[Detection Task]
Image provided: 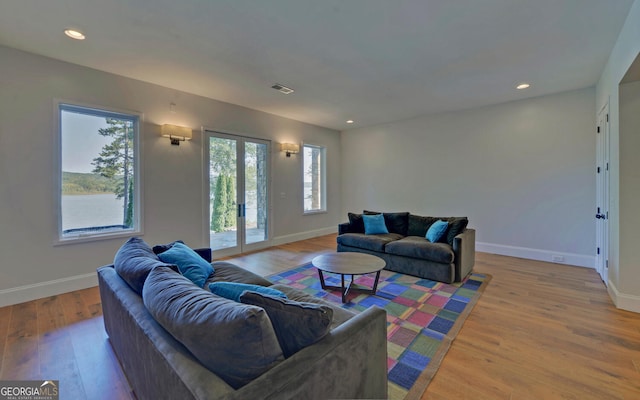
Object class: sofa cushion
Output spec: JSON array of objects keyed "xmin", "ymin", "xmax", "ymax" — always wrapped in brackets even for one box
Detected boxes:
[
  {"xmin": 426, "ymin": 220, "xmax": 449, "ymax": 242},
  {"xmin": 157, "ymin": 242, "xmax": 214, "ymax": 288},
  {"xmin": 207, "ymin": 261, "xmax": 273, "ymax": 286},
  {"xmin": 385, "ymin": 236, "xmax": 455, "ymax": 264},
  {"xmin": 347, "ymin": 212, "xmax": 365, "ymax": 233},
  {"xmin": 142, "ymin": 266, "xmax": 284, "ymax": 389},
  {"xmin": 113, "ymin": 237, "xmax": 178, "ymax": 295},
  {"xmin": 152, "ymin": 240, "xmax": 184, "ymax": 255},
  {"xmin": 364, "ymin": 210, "xmax": 409, "ymax": 236},
  {"xmin": 445, "ymin": 217, "xmax": 469, "ymax": 245},
  {"xmin": 209, "ymin": 282, "xmax": 287, "ymax": 302},
  {"xmin": 271, "ymin": 284, "xmax": 356, "ymax": 330},
  {"xmin": 363, "ymin": 214, "xmax": 389, "ymax": 235},
  {"xmin": 337, "ymin": 232, "xmax": 403, "ymax": 252},
  {"xmin": 407, "ymin": 215, "xmax": 439, "ymax": 237},
  {"xmin": 239, "ymin": 291, "xmax": 333, "ymax": 358}
]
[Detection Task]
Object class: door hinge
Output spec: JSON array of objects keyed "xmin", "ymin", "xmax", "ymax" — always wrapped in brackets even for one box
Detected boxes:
[
  {"xmin": 597, "ymin": 166, "xmax": 601, "ymax": 173},
  {"xmin": 597, "ymin": 247, "xmax": 600, "ymax": 255},
  {"xmin": 606, "ymin": 162, "xmax": 609, "ymax": 171},
  {"xmin": 606, "ymin": 260, "xmax": 609, "ymax": 269},
  {"xmin": 607, "ymin": 114, "xmax": 609, "ymax": 122},
  {"xmin": 597, "ymin": 126, "xmax": 600, "ymax": 133}
]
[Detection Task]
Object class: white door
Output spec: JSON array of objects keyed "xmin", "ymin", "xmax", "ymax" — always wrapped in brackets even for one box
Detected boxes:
[
  {"xmin": 205, "ymin": 131, "xmax": 271, "ymax": 257},
  {"xmin": 595, "ymin": 102, "xmax": 610, "ymax": 283}
]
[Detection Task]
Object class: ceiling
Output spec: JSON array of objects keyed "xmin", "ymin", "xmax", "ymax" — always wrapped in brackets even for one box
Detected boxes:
[{"xmin": 0, "ymin": 0, "xmax": 634, "ymax": 131}]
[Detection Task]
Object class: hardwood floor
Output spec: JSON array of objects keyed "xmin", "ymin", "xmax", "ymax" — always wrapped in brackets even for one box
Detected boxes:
[{"xmin": 1, "ymin": 234, "xmax": 639, "ymax": 399}]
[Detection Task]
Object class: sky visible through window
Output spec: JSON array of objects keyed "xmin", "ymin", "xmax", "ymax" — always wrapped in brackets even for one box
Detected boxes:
[{"xmin": 61, "ymin": 111, "xmax": 112, "ymax": 173}]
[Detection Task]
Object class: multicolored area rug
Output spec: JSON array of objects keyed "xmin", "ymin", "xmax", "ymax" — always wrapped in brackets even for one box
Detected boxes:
[{"xmin": 268, "ymin": 263, "xmax": 491, "ymax": 400}]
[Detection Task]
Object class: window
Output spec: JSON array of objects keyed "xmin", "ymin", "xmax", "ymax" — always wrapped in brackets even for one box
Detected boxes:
[
  {"xmin": 57, "ymin": 102, "xmax": 141, "ymax": 242},
  {"xmin": 303, "ymin": 144, "xmax": 326, "ymax": 213}
]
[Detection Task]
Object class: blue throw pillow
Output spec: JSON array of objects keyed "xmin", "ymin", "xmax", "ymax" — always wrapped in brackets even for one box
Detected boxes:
[
  {"xmin": 209, "ymin": 282, "xmax": 288, "ymax": 302},
  {"xmin": 157, "ymin": 242, "xmax": 214, "ymax": 287},
  {"xmin": 426, "ymin": 220, "xmax": 449, "ymax": 242},
  {"xmin": 362, "ymin": 213, "xmax": 389, "ymax": 235}
]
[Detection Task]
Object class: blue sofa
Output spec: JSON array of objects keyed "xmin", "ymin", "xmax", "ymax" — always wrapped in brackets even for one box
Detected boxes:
[{"xmin": 337, "ymin": 212, "xmax": 475, "ymax": 283}]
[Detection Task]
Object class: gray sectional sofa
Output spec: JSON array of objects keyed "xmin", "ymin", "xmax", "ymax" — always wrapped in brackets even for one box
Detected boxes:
[
  {"xmin": 98, "ymin": 238, "xmax": 387, "ymax": 400},
  {"xmin": 337, "ymin": 211, "xmax": 475, "ymax": 283}
]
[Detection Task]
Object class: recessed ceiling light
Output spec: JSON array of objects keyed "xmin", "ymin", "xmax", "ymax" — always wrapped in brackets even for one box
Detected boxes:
[
  {"xmin": 346, "ymin": 120, "xmax": 354, "ymax": 124},
  {"xmin": 64, "ymin": 29, "xmax": 85, "ymax": 40},
  {"xmin": 516, "ymin": 83, "xmax": 531, "ymax": 90}
]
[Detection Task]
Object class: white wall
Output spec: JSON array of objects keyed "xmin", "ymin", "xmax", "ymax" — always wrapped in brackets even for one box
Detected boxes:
[
  {"xmin": 595, "ymin": 0, "xmax": 640, "ymax": 312},
  {"xmin": 0, "ymin": 45, "xmax": 341, "ymax": 306},
  {"xmin": 341, "ymin": 88, "xmax": 596, "ymax": 267}
]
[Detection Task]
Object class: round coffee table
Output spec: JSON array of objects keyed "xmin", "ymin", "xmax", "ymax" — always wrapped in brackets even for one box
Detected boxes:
[{"xmin": 312, "ymin": 252, "xmax": 386, "ymax": 303}]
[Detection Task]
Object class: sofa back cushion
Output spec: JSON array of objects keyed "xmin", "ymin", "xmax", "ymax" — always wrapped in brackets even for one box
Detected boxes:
[
  {"xmin": 142, "ymin": 266, "xmax": 284, "ymax": 389},
  {"xmin": 113, "ymin": 237, "xmax": 178, "ymax": 295},
  {"xmin": 407, "ymin": 215, "xmax": 439, "ymax": 237}
]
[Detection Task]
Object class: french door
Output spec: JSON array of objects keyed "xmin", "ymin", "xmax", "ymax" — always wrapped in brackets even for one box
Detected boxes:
[{"xmin": 205, "ymin": 131, "xmax": 270, "ymax": 256}]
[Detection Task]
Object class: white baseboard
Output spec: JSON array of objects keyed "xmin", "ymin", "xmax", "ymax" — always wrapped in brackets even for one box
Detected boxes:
[
  {"xmin": 272, "ymin": 226, "xmax": 338, "ymax": 246},
  {"xmin": 476, "ymin": 242, "xmax": 595, "ymax": 269},
  {"xmin": 607, "ymin": 280, "xmax": 640, "ymax": 313},
  {"xmin": 0, "ymin": 273, "xmax": 98, "ymax": 308}
]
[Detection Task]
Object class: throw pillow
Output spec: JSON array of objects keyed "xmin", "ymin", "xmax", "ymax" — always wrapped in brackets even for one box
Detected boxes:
[
  {"xmin": 426, "ymin": 220, "xmax": 449, "ymax": 242},
  {"xmin": 347, "ymin": 212, "xmax": 365, "ymax": 233},
  {"xmin": 364, "ymin": 210, "xmax": 409, "ymax": 235},
  {"xmin": 445, "ymin": 217, "xmax": 469, "ymax": 245},
  {"xmin": 142, "ymin": 266, "xmax": 284, "ymax": 389},
  {"xmin": 363, "ymin": 213, "xmax": 389, "ymax": 235},
  {"xmin": 157, "ymin": 242, "xmax": 214, "ymax": 288},
  {"xmin": 209, "ymin": 282, "xmax": 287, "ymax": 302},
  {"xmin": 113, "ymin": 237, "xmax": 178, "ymax": 295},
  {"xmin": 152, "ymin": 240, "xmax": 184, "ymax": 255},
  {"xmin": 239, "ymin": 291, "xmax": 333, "ymax": 358}
]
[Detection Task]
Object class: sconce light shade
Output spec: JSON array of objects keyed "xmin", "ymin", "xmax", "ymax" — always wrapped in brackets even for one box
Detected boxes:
[
  {"xmin": 280, "ymin": 143, "xmax": 300, "ymax": 157},
  {"xmin": 161, "ymin": 124, "xmax": 193, "ymax": 145}
]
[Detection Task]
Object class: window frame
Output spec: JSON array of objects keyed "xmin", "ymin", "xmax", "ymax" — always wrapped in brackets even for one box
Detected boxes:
[
  {"xmin": 54, "ymin": 100, "xmax": 144, "ymax": 245},
  {"xmin": 302, "ymin": 143, "xmax": 327, "ymax": 214}
]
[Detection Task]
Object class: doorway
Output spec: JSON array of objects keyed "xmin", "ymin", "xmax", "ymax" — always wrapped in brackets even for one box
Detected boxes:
[
  {"xmin": 595, "ymin": 101, "xmax": 610, "ymax": 283},
  {"xmin": 205, "ymin": 131, "xmax": 271, "ymax": 256}
]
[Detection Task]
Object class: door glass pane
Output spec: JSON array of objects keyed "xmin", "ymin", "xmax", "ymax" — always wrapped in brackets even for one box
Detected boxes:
[
  {"xmin": 245, "ymin": 141, "xmax": 268, "ymax": 244},
  {"xmin": 209, "ymin": 137, "xmax": 238, "ymax": 251}
]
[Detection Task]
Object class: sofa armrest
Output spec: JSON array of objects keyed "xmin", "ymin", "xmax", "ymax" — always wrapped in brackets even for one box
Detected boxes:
[
  {"xmin": 338, "ymin": 222, "xmax": 352, "ymax": 235},
  {"xmin": 235, "ymin": 306, "xmax": 388, "ymax": 400},
  {"xmin": 453, "ymin": 228, "xmax": 475, "ymax": 282}
]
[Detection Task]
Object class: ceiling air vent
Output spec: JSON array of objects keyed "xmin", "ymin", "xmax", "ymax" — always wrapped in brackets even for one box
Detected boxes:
[{"xmin": 271, "ymin": 83, "xmax": 294, "ymax": 95}]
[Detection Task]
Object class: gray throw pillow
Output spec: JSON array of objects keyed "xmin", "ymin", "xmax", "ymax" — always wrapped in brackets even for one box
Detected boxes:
[
  {"xmin": 142, "ymin": 266, "xmax": 284, "ymax": 389},
  {"xmin": 113, "ymin": 237, "xmax": 177, "ymax": 294},
  {"xmin": 239, "ymin": 291, "xmax": 333, "ymax": 358}
]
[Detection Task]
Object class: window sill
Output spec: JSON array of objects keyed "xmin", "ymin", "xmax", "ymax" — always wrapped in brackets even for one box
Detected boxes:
[
  {"xmin": 54, "ymin": 229, "xmax": 142, "ymax": 246},
  {"xmin": 303, "ymin": 210, "xmax": 327, "ymax": 216}
]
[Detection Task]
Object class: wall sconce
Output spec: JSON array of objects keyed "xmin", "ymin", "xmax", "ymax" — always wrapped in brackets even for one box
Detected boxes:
[
  {"xmin": 280, "ymin": 143, "xmax": 300, "ymax": 157},
  {"xmin": 161, "ymin": 124, "xmax": 192, "ymax": 145}
]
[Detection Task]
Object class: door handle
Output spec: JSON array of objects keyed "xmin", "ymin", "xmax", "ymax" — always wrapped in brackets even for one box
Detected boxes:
[{"xmin": 596, "ymin": 214, "xmax": 606, "ymax": 219}]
